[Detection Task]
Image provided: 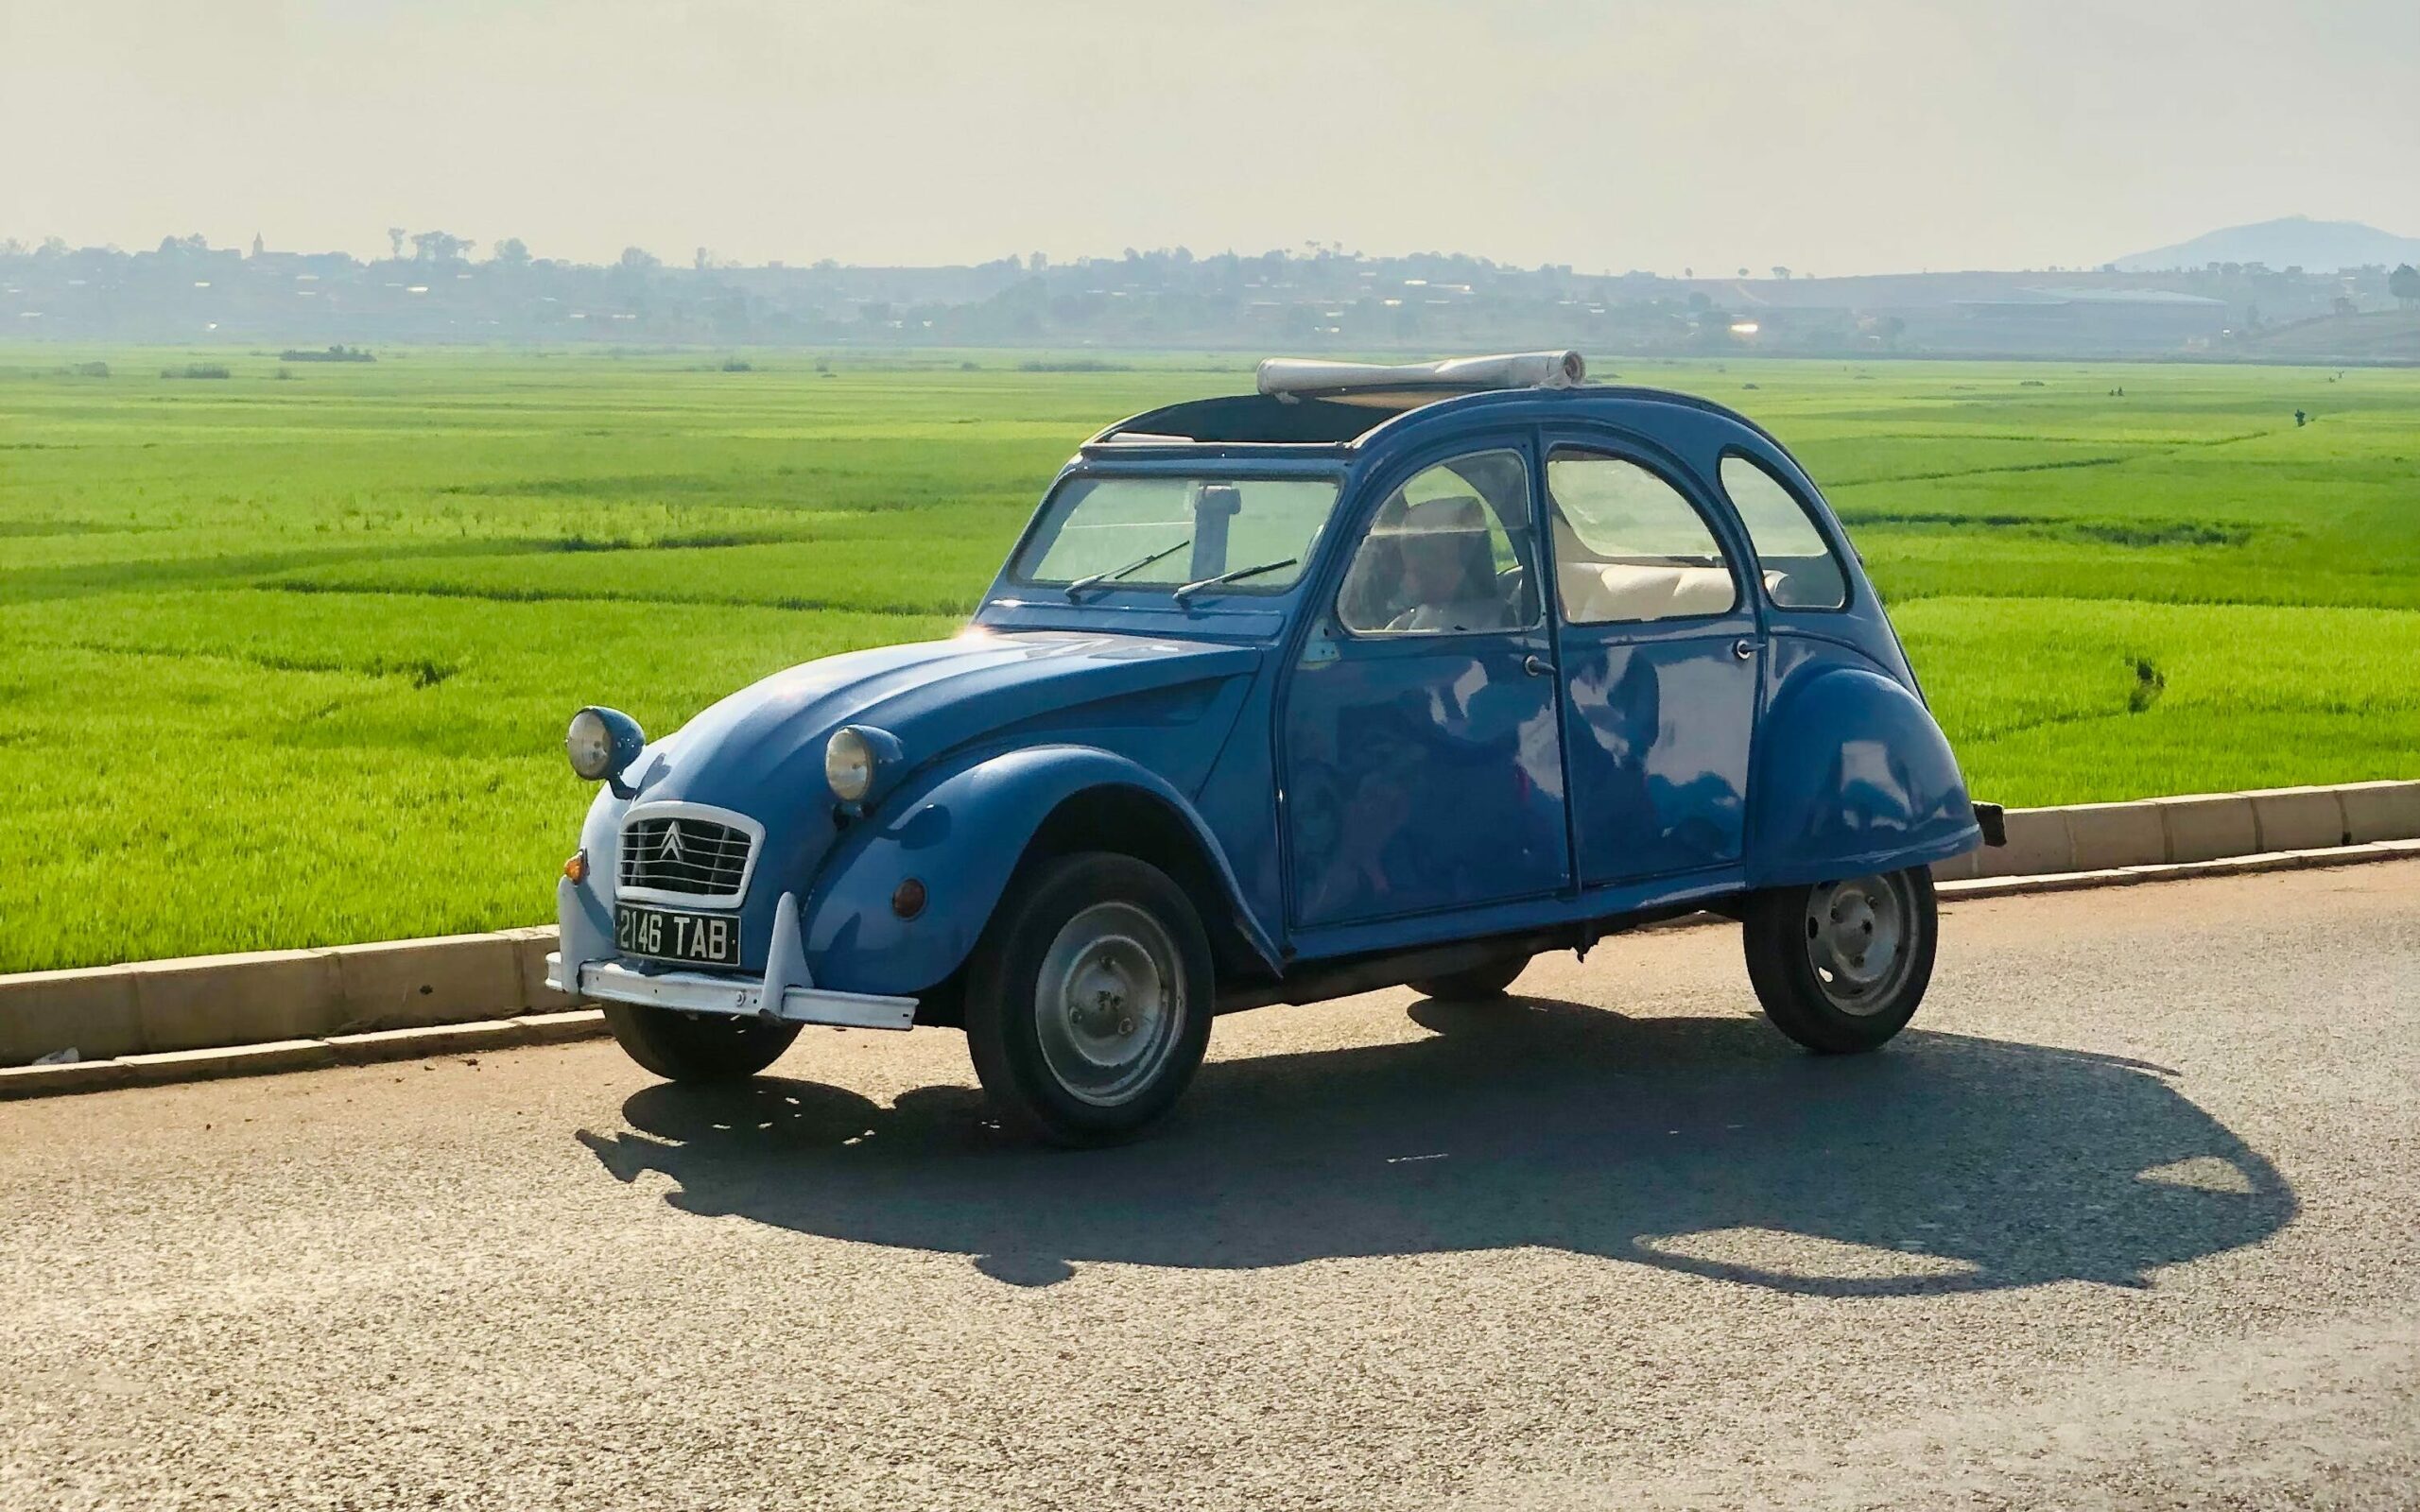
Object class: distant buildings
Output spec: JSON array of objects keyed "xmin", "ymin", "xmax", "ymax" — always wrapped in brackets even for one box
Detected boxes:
[{"xmin": 0, "ymin": 239, "xmax": 2404, "ymax": 360}]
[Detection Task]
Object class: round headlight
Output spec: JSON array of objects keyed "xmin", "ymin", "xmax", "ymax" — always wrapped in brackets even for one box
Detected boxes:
[
  {"xmin": 566, "ymin": 709, "xmax": 616, "ymax": 780},
  {"xmin": 566, "ymin": 705, "xmax": 644, "ymax": 783},
  {"xmin": 824, "ymin": 727, "xmax": 876, "ymax": 803}
]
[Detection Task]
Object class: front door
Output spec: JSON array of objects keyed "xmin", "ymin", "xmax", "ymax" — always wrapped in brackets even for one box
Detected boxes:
[
  {"xmin": 1282, "ymin": 443, "xmax": 1571, "ymax": 930},
  {"xmin": 1538, "ymin": 439, "xmax": 1760, "ymax": 886}
]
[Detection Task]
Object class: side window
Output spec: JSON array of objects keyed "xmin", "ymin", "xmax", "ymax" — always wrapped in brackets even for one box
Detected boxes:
[
  {"xmin": 1337, "ymin": 449, "xmax": 1541, "ymax": 636},
  {"xmin": 1543, "ymin": 451, "xmax": 1738, "ymax": 625},
  {"xmin": 1720, "ymin": 453, "xmax": 1850, "ymax": 610}
]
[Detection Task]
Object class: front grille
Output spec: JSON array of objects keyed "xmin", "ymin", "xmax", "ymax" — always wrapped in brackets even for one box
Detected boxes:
[{"xmin": 619, "ymin": 815, "xmax": 753, "ymax": 899}]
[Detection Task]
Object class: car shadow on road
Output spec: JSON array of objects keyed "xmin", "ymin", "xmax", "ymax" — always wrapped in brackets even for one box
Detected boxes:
[{"xmin": 577, "ymin": 997, "xmax": 2295, "ymax": 1291}]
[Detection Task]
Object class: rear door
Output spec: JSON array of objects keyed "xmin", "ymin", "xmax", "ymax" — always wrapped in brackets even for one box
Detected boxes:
[{"xmin": 1539, "ymin": 437, "xmax": 1760, "ymax": 886}]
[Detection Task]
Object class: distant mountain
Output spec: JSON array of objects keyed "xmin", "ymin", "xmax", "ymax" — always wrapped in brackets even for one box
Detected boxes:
[{"xmin": 2114, "ymin": 215, "xmax": 2420, "ymax": 272}]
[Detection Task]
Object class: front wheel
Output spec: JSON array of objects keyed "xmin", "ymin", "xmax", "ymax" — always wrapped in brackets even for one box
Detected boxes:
[
  {"xmin": 1741, "ymin": 868, "xmax": 1937, "ymax": 1054},
  {"xmin": 965, "ymin": 852, "xmax": 1215, "ymax": 1146},
  {"xmin": 602, "ymin": 1003, "xmax": 802, "ymax": 1082}
]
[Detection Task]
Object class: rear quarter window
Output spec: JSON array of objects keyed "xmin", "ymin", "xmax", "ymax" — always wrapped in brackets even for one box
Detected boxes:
[{"xmin": 1719, "ymin": 453, "xmax": 1850, "ymax": 611}]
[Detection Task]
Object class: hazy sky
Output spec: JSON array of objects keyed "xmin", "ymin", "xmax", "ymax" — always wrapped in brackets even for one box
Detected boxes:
[{"xmin": 5, "ymin": 0, "xmax": 2414, "ymax": 274}]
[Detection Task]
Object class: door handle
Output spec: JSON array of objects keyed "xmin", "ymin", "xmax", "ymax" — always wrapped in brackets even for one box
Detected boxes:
[
  {"xmin": 1732, "ymin": 638, "xmax": 1756, "ymax": 662},
  {"xmin": 1524, "ymin": 654, "xmax": 1558, "ymax": 679}
]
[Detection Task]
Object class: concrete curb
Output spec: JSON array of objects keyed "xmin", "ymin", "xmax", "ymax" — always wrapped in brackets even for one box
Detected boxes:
[
  {"xmin": 9, "ymin": 839, "xmax": 2419, "ymax": 1104},
  {"xmin": 7, "ymin": 839, "xmax": 2415, "ymax": 1104},
  {"xmin": 1927, "ymin": 780, "xmax": 2418, "ymax": 882},
  {"xmin": 1626, "ymin": 837, "xmax": 2420, "ymax": 935},
  {"xmin": 0, "ymin": 931, "xmax": 579, "ymax": 1067},
  {"xmin": 1, "ymin": 780, "xmax": 2414, "ymax": 1096},
  {"xmin": 1936, "ymin": 835, "xmax": 2420, "ymax": 900},
  {"xmin": 0, "ymin": 1011, "xmax": 609, "ymax": 1100}
]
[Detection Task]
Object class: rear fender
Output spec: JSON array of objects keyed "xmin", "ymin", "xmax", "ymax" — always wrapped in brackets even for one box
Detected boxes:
[
  {"xmin": 801, "ymin": 744, "xmax": 1279, "ymax": 997},
  {"xmin": 1746, "ymin": 665, "xmax": 1979, "ymax": 888}
]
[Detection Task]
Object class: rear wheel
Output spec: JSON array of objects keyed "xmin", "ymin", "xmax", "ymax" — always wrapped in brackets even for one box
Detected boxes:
[
  {"xmin": 1409, "ymin": 953, "xmax": 1531, "ymax": 1002},
  {"xmin": 602, "ymin": 1003, "xmax": 802, "ymax": 1082},
  {"xmin": 965, "ymin": 852, "xmax": 1214, "ymax": 1147},
  {"xmin": 1742, "ymin": 868, "xmax": 1937, "ymax": 1054}
]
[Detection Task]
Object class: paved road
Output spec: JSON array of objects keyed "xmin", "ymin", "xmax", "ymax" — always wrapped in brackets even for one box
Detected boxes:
[{"xmin": 5, "ymin": 862, "xmax": 2416, "ymax": 1511}]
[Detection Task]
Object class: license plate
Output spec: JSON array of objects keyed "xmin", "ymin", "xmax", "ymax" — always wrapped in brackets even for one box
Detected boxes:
[{"xmin": 614, "ymin": 903, "xmax": 742, "ymax": 969}]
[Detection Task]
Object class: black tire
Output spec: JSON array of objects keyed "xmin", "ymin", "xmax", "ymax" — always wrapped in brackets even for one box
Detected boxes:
[
  {"xmin": 1409, "ymin": 953, "xmax": 1531, "ymax": 1002},
  {"xmin": 602, "ymin": 1003, "xmax": 802, "ymax": 1082},
  {"xmin": 1742, "ymin": 867, "xmax": 1937, "ymax": 1054},
  {"xmin": 965, "ymin": 851, "xmax": 1215, "ymax": 1147}
]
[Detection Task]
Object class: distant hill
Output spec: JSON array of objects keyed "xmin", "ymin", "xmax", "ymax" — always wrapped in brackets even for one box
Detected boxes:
[{"xmin": 2114, "ymin": 215, "xmax": 2420, "ymax": 273}]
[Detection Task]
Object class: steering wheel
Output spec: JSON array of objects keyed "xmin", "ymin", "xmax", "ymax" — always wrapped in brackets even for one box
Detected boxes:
[{"xmin": 1495, "ymin": 563, "xmax": 1531, "ymax": 621}]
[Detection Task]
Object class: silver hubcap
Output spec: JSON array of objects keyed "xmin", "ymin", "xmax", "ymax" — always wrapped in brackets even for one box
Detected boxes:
[
  {"xmin": 1803, "ymin": 873, "xmax": 1914, "ymax": 1015},
  {"xmin": 1033, "ymin": 902, "xmax": 1184, "ymax": 1108}
]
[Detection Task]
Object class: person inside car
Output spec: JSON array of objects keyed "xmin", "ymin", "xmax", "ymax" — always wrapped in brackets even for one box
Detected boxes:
[{"xmin": 1385, "ymin": 496, "xmax": 1515, "ymax": 633}]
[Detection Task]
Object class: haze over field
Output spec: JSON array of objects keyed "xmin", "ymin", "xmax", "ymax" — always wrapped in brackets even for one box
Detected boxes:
[{"xmin": 4, "ymin": 0, "xmax": 2416, "ymax": 277}]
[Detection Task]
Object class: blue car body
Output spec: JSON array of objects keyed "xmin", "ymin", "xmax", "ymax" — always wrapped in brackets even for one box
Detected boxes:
[{"xmin": 556, "ymin": 378, "xmax": 1979, "ymax": 1026}]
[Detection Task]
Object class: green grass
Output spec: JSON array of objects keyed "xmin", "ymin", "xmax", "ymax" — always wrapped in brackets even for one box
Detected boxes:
[{"xmin": 2, "ymin": 347, "xmax": 2415, "ymax": 971}]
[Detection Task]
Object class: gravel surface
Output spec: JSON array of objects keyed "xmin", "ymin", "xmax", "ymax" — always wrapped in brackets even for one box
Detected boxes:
[{"xmin": 3, "ymin": 861, "xmax": 2415, "ymax": 1510}]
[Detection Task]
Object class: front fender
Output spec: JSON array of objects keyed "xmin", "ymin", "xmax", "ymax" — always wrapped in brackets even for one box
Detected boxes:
[
  {"xmin": 1746, "ymin": 664, "xmax": 1979, "ymax": 888},
  {"xmin": 801, "ymin": 744, "xmax": 1277, "ymax": 996}
]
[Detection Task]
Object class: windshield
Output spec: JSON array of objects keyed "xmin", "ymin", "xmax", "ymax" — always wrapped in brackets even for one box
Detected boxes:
[{"xmin": 1008, "ymin": 474, "xmax": 1340, "ymax": 593}]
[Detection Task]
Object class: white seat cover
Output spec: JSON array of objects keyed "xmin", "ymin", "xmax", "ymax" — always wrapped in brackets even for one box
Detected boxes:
[{"xmin": 1559, "ymin": 562, "xmax": 1735, "ymax": 623}]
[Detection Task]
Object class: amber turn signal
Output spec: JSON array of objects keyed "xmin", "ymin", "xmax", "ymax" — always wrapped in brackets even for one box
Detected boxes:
[
  {"xmin": 562, "ymin": 850, "xmax": 588, "ymax": 885},
  {"xmin": 890, "ymin": 877, "xmax": 927, "ymax": 919}
]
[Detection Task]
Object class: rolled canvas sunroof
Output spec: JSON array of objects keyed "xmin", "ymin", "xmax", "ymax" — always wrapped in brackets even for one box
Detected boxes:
[{"xmin": 1256, "ymin": 351, "xmax": 1585, "ymax": 400}]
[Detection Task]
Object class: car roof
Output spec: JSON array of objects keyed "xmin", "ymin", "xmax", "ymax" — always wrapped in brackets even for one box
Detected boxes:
[{"xmin": 1083, "ymin": 384, "xmax": 1788, "ymax": 458}]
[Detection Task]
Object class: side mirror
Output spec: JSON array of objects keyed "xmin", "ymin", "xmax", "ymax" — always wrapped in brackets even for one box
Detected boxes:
[{"xmin": 1190, "ymin": 483, "xmax": 1243, "ymax": 579}]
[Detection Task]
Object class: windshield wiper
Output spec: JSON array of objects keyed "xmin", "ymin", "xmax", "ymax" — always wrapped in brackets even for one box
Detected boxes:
[
  {"xmin": 1173, "ymin": 558, "xmax": 1298, "ymax": 604},
  {"xmin": 1064, "ymin": 538, "xmax": 1191, "ymax": 600}
]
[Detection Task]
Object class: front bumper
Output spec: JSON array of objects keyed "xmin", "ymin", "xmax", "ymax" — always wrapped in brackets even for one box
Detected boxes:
[
  {"xmin": 554, "ymin": 874, "xmax": 917, "ymax": 1032},
  {"xmin": 544, "ymin": 953, "xmax": 917, "ymax": 1030}
]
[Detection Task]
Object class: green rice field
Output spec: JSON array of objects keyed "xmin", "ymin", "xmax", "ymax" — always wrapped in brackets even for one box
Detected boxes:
[{"xmin": 3, "ymin": 348, "xmax": 2415, "ymax": 971}]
